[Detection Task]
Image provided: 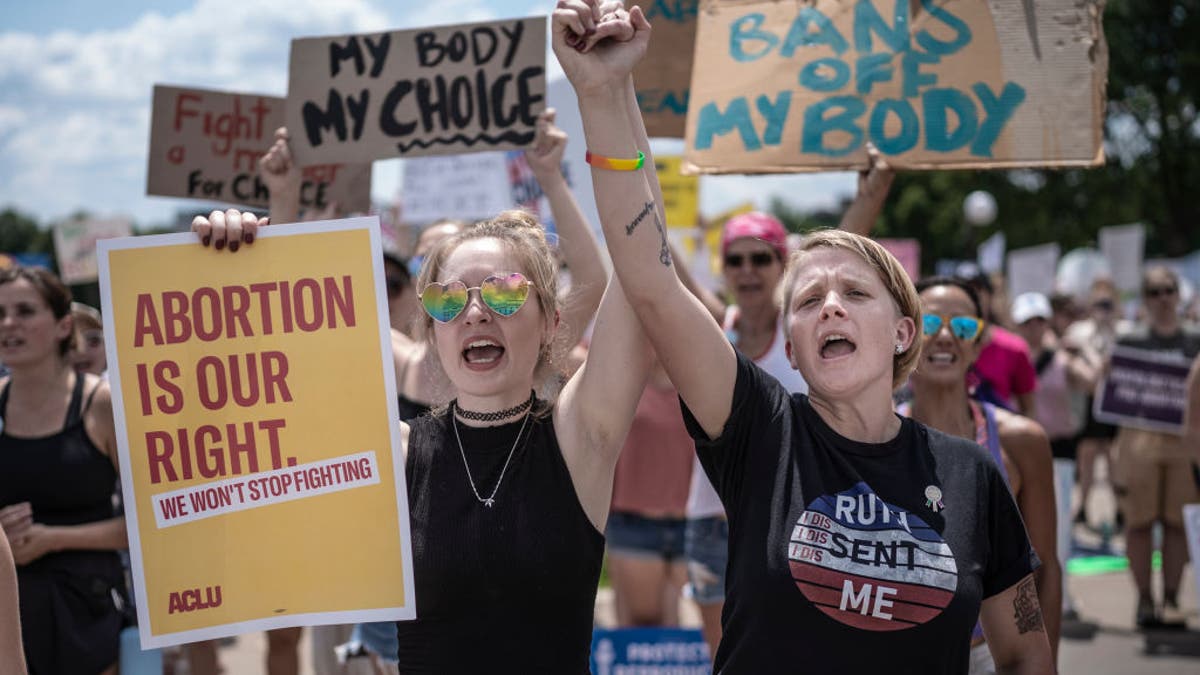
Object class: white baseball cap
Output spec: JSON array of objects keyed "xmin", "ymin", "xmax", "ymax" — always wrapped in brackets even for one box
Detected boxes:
[{"xmin": 1011, "ymin": 292, "xmax": 1052, "ymax": 325}]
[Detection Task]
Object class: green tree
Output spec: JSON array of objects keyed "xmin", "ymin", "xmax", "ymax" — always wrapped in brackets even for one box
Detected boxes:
[
  {"xmin": 832, "ymin": 0, "xmax": 1200, "ymax": 273},
  {"xmin": 0, "ymin": 208, "xmax": 54, "ymax": 259}
]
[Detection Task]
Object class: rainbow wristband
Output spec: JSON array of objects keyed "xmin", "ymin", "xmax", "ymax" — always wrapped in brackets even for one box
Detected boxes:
[{"xmin": 585, "ymin": 150, "xmax": 645, "ymax": 171}]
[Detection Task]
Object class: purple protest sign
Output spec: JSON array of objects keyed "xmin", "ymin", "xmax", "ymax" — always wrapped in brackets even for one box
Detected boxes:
[{"xmin": 1094, "ymin": 346, "xmax": 1192, "ymax": 434}]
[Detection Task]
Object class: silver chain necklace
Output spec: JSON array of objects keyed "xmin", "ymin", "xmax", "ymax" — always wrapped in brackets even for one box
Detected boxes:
[{"xmin": 451, "ymin": 403, "xmax": 530, "ymax": 508}]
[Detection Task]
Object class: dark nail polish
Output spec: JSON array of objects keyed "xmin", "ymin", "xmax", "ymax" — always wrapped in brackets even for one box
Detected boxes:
[
  {"xmin": 244, "ymin": 232, "xmax": 254, "ymax": 244},
  {"xmin": 229, "ymin": 240, "xmax": 240, "ymax": 253},
  {"xmin": 202, "ymin": 234, "xmax": 211, "ymax": 247},
  {"xmin": 214, "ymin": 239, "xmax": 225, "ymax": 251}
]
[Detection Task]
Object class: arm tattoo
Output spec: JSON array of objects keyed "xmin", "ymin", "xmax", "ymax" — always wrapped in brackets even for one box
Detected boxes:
[
  {"xmin": 624, "ymin": 201, "xmax": 673, "ymax": 267},
  {"xmin": 1012, "ymin": 576, "xmax": 1045, "ymax": 634}
]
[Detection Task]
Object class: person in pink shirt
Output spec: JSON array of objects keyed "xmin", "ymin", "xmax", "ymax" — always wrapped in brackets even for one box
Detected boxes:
[{"xmin": 956, "ymin": 264, "xmax": 1038, "ymax": 414}]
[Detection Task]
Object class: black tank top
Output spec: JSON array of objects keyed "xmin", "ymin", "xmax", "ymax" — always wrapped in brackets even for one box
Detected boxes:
[
  {"xmin": 0, "ymin": 373, "xmax": 124, "ymax": 674},
  {"xmin": 397, "ymin": 406, "xmax": 604, "ymax": 673},
  {"xmin": 0, "ymin": 374, "xmax": 117, "ymax": 533}
]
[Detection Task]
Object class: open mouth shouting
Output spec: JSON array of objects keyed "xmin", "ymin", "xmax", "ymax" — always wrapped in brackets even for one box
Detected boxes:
[
  {"xmin": 819, "ymin": 333, "xmax": 857, "ymax": 360},
  {"xmin": 462, "ymin": 337, "xmax": 506, "ymax": 370}
]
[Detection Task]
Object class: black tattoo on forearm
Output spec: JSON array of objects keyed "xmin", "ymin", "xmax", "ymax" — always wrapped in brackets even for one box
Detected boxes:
[
  {"xmin": 624, "ymin": 201, "xmax": 673, "ymax": 267},
  {"xmin": 1013, "ymin": 577, "xmax": 1045, "ymax": 634},
  {"xmin": 626, "ymin": 201, "xmax": 654, "ymax": 235}
]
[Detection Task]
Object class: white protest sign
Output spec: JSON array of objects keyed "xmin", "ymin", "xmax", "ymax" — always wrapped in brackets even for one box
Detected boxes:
[
  {"xmin": 1006, "ymin": 243, "xmax": 1060, "ymax": 298},
  {"xmin": 1099, "ymin": 223, "xmax": 1145, "ymax": 293}
]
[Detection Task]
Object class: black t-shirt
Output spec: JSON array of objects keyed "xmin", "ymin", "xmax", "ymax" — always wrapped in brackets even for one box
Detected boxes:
[{"xmin": 681, "ymin": 354, "xmax": 1037, "ymax": 674}]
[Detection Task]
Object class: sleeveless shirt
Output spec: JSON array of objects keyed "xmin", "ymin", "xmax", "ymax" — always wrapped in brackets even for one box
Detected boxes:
[
  {"xmin": 396, "ymin": 407, "xmax": 604, "ymax": 673},
  {"xmin": 0, "ymin": 374, "xmax": 124, "ymax": 674}
]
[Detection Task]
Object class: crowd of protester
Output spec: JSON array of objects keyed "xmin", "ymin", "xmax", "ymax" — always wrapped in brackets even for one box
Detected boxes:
[{"xmin": 2, "ymin": 2, "xmax": 1200, "ymax": 673}]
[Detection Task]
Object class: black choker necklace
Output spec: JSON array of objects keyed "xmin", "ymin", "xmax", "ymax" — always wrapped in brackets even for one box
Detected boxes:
[{"xmin": 454, "ymin": 391, "xmax": 535, "ymax": 422}]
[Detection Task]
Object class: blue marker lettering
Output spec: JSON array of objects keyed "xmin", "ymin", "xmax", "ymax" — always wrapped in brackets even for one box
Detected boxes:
[
  {"xmin": 856, "ymin": 53, "xmax": 894, "ymax": 95},
  {"xmin": 915, "ymin": 0, "xmax": 972, "ymax": 57},
  {"xmin": 799, "ymin": 57, "xmax": 851, "ymax": 92},
  {"xmin": 694, "ymin": 97, "xmax": 761, "ymax": 150},
  {"xmin": 802, "ymin": 96, "xmax": 865, "ymax": 157},
  {"xmin": 868, "ymin": 99, "xmax": 918, "ymax": 155},
  {"xmin": 923, "ymin": 88, "xmax": 977, "ymax": 153},
  {"xmin": 756, "ymin": 91, "xmax": 793, "ymax": 146},
  {"xmin": 901, "ymin": 49, "xmax": 939, "ymax": 98},
  {"xmin": 645, "ymin": 0, "xmax": 698, "ymax": 23},
  {"xmin": 729, "ymin": 13, "xmax": 778, "ymax": 62},
  {"xmin": 854, "ymin": 0, "xmax": 909, "ymax": 53},
  {"xmin": 780, "ymin": 7, "xmax": 849, "ymax": 58},
  {"xmin": 970, "ymin": 82, "xmax": 1026, "ymax": 157}
]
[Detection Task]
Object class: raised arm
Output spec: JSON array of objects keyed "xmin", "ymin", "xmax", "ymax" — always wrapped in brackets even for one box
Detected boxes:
[
  {"xmin": 554, "ymin": 0, "xmax": 736, "ymax": 438},
  {"xmin": 838, "ymin": 144, "xmax": 895, "ymax": 236},
  {"xmin": 524, "ymin": 108, "xmax": 608, "ymax": 350},
  {"xmin": 259, "ymin": 127, "xmax": 302, "ymax": 226},
  {"xmin": 555, "ymin": 272, "xmax": 652, "ymax": 531}
]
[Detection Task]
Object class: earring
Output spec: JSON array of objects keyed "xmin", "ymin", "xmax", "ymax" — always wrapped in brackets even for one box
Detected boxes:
[{"xmin": 895, "ymin": 343, "xmax": 904, "ymax": 354}]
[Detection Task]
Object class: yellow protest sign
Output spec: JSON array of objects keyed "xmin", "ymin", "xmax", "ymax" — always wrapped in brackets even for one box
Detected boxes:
[
  {"xmin": 655, "ymin": 155, "xmax": 700, "ymax": 228},
  {"xmin": 97, "ymin": 218, "xmax": 414, "ymax": 648}
]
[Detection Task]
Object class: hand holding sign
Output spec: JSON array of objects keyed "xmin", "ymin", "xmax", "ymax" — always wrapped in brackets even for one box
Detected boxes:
[
  {"xmin": 552, "ymin": 1, "xmax": 649, "ymax": 98},
  {"xmin": 191, "ymin": 209, "xmax": 266, "ymax": 253}
]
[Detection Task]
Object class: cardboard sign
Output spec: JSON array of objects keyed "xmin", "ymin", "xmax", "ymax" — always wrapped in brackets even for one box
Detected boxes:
[
  {"xmin": 634, "ymin": 1, "xmax": 699, "ymax": 138},
  {"xmin": 98, "ymin": 218, "xmax": 415, "ymax": 648},
  {"xmin": 147, "ymin": 85, "xmax": 371, "ymax": 213},
  {"xmin": 1007, "ymin": 243, "xmax": 1060, "ymax": 298},
  {"xmin": 591, "ymin": 627, "xmax": 711, "ymax": 675},
  {"xmin": 287, "ymin": 17, "xmax": 547, "ymax": 165},
  {"xmin": 1093, "ymin": 345, "xmax": 1193, "ymax": 434},
  {"xmin": 655, "ymin": 155, "xmax": 700, "ymax": 228},
  {"xmin": 53, "ymin": 217, "xmax": 134, "ymax": 284},
  {"xmin": 683, "ymin": 0, "xmax": 1107, "ymax": 174}
]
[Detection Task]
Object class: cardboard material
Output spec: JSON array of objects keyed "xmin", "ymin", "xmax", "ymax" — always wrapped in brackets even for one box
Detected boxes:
[
  {"xmin": 684, "ymin": 0, "xmax": 1107, "ymax": 174},
  {"xmin": 98, "ymin": 218, "xmax": 415, "ymax": 648},
  {"xmin": 1093, "ymin": 345, "xmax": 1192, "ymax": 434},
  {"xmin": 53, "ymin": 217, "xmax": 134, "ymax": 284},
  {"xmin": 287, "ymin": 17, "xmax": 546, "ymax": 165},
  {"xmin": 147, "ymin": 85, "xmax": 371, "ymax": 213},
  {"xmin": 655, "ymin": 155, "xmax": 700, "ymax": 228},
  {"xmin": 634, "ymin": 1, "xmax": 699, "ymax": 138}
]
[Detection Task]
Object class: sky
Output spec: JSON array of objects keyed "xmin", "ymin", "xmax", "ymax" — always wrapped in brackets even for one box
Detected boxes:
[{"xmin": 0, "ymin": 0, "xmax": 856, "ymax": 229}]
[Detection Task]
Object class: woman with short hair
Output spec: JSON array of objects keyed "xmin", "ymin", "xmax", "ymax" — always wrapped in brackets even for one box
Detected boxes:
[{"xmin": 553, "ymin": 3, "xmax": 1052, "ymax": 671}]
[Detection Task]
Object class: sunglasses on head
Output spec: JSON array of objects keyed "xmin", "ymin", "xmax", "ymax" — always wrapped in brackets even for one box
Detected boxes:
[
  {"xmin": 922, "ymin": 313, "xmax": 984, "ymax": 341},
  {"xmin": 419, "ymin": 272, "xmax": 533, "ymax": 323},
  {"xmin": 724, "ymin": 252, "xmax": 776, "ymax": 269},
  {"xmin": 1144, "ymin": 285, "xmax": 1177, "ymax": 299}
]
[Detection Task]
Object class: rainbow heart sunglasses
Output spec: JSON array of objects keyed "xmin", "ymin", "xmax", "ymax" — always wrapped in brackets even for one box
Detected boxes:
[
  {"xmin": 922, "ymin": 314, "xmax": 985, "ymax": 341},
  {"xmin": 419, "ymin": 272, "xmax": 533, "ymax": 323}
]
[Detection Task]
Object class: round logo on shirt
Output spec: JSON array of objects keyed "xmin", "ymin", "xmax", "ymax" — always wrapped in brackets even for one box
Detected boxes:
[{"xmin": 787, "ymin": 482, "xmax": 958, "ymax": 631}]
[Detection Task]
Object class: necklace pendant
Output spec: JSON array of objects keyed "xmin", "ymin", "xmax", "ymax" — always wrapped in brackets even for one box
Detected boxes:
[{"xmin": 484, "ymin": 497, "xmax": 495, "ymax": 507}]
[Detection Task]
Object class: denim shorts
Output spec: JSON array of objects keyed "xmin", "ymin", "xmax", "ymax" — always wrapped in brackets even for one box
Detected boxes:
[
  {"xmin": 353, "ymin": 621, "xmax": 398, "ymax": 663},
  {"xmin": 684, "ymin": 516, "xmax": 729, "ymax": 605},
  {"xmin": 606, "ymin": 511, "xmax": 687, "ymax": 561}
]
